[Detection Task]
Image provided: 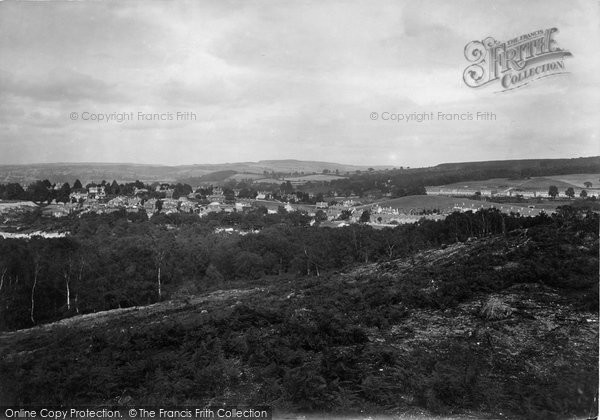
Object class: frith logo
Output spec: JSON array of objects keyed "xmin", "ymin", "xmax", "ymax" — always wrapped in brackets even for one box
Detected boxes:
[{"xmin": 463, "ymin": 28, "xmax": 572, "ymax": 91}]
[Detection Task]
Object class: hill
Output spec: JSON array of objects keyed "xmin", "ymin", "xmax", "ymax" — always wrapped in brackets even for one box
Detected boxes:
[
  {"xmin": 434, "ymin": 176, "xmax": 583, "ymax": 191},
  {"xmin": 0, "ymin": 161, "xmax": 387, "ymax": 185},
  {"xmin": 544, "ymin": 173, "xmax": 600, "ymax": 188},
  {"xmin": 1, "ymin": 212, "xmax": 597, "ymax": 418},
  {"xmin": 432, "ymin": 156, "xmax": 600, "ymax": 174},
  {"xmin": 1, "ymin": 157, "xmax": 597, "ymax": 187},
  {"xmin": 178, "ymin": 170, "xmax": 238, "ymax": 185}
]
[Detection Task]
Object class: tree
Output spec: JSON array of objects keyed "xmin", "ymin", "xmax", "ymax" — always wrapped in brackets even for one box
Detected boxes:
[
  {"xmin": 314, "ymin": 210, "xmax": 327, "ymax": 222},
  {"xmin": 338, "ymin": 210, "xmax": 352, "ymax": 221},
  {"xmin": 584, "ymin": 181, "xmax": 592, "ymax": 188},
  {"xmin": 110, "ymin": 180, "xmax": 120, "ymax": 195},
  {"xmin": 29, "ymin": 240, "xmax": 45, "ymax": 325},
  {"xmin": 359, "ymin": 210, "xmax": 371, "ymax": 223},
  {"xmin": 27, "ymin": 180, "xmax": 51, "ymax": 203},
  {"xmin": 54, "ymin": 238, "xmax": 80, "ymax": 313},
  {"xmin": 56, "ymin": 183, "xmax": 71, "ymax": 203},
  {"xmin": 234, "ymin": 251, "xmax": 264, "ymax": 279},
  {"xmin": 565, "ymin": 187, "xmax": 575, "ymax": 198},
  {"xmin": 3, "ymin": 183, "xmax": 26, "ymax": 200},
  {"xmin": 147, "ymin": 229, "xmax": 175, "ymax": 300},
  {"xmin": 172, "ymin": 183, "xmax": 193, "ymax": 199},
  {"xmin": 548, "ymin": 185, "xmax": 559, "ymax": 199},
  {"xmin": 73, "ymin": 179, "xmax": 83, "ymax": 190},
  {"xmin": 280, "ymin": 181, "xmax": 294, "ymax": 195},
  {"xmin": 580, "ymin": 190, "xmax": 588, "ymax": 198}
]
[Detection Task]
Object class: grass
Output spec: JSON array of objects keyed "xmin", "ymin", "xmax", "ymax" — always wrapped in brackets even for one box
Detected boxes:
[
  {"xmin": 544, "ymin": 173, "xmax": 600, "ymax": 188},
  {"xmin": 517, "ymin": 177, "xmax": 579, "ymax": 189},
  {"xmin": 433, "ymin": 176, "xmax": 585, "ymax": 191},
  {"xmin": 227, "ymin": 173, "xmax": 266, "ymax": 181}
]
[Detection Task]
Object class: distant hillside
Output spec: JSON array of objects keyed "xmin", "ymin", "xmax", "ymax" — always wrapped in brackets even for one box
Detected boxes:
[
  {"xmin": 437, "ymin": 177, "xmax": 580, "ymax": 190},
  {"xmin": 545, "ymin": 173, "xmax": 600, "ymax": 188},
  {"xmin": 432, "ymin": 156, "xmax": 600, "ymax": 174},
  {"xmin": 0, "ymin": 163, "xmax": 187, "ymax": 185},
  {"xmin": 0, "ymin": 160, "xmax": 387, "ymax": 185},
  {"xmin": 0, "ymin": 157, "xmax": 597, "ymax": 187},
  {"xmin": 178, "ymin": 170, "xmax": 238, "ymax": 185}
]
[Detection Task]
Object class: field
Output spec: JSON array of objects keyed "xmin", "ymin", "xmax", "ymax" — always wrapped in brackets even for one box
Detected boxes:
[
  {"xmin": 436, "ymin": 176, "xmax": 581, "ymax": 191},
  {"xmin": 544, "ymin": 173, "xmax": 600, "ymax": 188},
  {"xmin": 284, "ymin": 174, "xmax": 347, "ymax": 182},
  {"xmin": 0, "ymin": 200, "xmax": 38, "ymax": 213},
  {"xmin": 252, "ymin": 178, "xmax": 284, "ymax": 184},
  {"xmin": 517, "ymin": 177, "xmax": 579, "ymax": 190},
  {"xmin": 226, "ymin": 173, "xmax": 266, "ymax": 181},
  {"xmin": 245, "ymin": 174, "xmax": 347, "ymax": 185}
]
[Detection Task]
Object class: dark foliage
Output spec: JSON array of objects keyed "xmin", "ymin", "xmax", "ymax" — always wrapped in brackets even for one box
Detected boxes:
[{"xmin": 0, "ymin": 205, "xmax": 597, "ymax": 419}]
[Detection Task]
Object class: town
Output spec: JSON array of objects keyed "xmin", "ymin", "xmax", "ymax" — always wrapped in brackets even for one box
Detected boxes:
[{"xmin": 1, "ymin": 169, "xmax": 598, "ymax": 232}]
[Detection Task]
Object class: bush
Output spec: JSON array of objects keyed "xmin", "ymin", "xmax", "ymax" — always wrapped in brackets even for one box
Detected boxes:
[{"xmin": 480, "ymin": 297, "xmax": 513, "ymax": 320}]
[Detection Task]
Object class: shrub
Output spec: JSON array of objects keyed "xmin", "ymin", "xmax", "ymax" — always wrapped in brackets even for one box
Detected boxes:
[{"xmin": 480, "ymin": 297, "xmax": 513, "ymax": 320}]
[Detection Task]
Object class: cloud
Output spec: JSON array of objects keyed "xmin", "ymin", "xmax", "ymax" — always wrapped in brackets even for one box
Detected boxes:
[
  {"xmin": 0, "ymin": 68, "xmax": 121, "ymax": 103},
  {"xmin": 0, "ymin": 0, "xmax": 598, "ymax": 166}
]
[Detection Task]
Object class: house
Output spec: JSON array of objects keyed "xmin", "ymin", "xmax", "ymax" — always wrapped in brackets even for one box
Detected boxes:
[
  {"xmin": 155, "ymin": 183, "xmax": 173, "ymax": 194},
  {"xmin": 208, "ymin": 193, "xmax": 225, "ymax": 202},
  {"xmin": 107, "ymin": 196, "xmax": 127, "ymax": 208},
  {"xmin": 235, "ymin": 202, "xmax": 251, "ymax": 211},
  {"xmin": 207, "ymin": 202, "xmax": 222, "ymax": 212},
  {"xmin": 426, "ymin": 186, "xmax": 497, "ymax": 197},
  {"xmin": 256, "ymin": 191, "xmax": 272, "ymax": 200},
  {"xmin": 88, "ymin": 186, "xmax": 106, "ymax": 199},
  {"xmin": 583, "ymin": 188, "xmax": 600, "ymax": 198},
  {"xmin": 155, "ymin": 184, "xmax": 175, "ymax": 198},
  {"xmin": 143, "ymin": 198, "xmax": 157, "ymax": 212},
  {"xmin": 127, "ymin": 197, "xmax": 142, "ymax": 208},
  {"xmin": 371, "ymin": 204, "xmax": 400, "ymax": 215},
  {"xmin": 161, "ymin": 198, "xmax": 179, "ymax": 212},
  {"xmin": 69, "ymin": 191, "xmax": 88, "ymax": 203}
]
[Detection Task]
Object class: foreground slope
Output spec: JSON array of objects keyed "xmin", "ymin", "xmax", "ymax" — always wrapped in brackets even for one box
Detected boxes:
[{"xmin": 0, "ymin": 219, "xmax": 598, "ymax": 419}]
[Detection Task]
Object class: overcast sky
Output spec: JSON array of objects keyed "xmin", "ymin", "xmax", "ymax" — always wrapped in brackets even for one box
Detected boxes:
[{"xmin": 0, "ymin": 0, "xmax": 598, "ymax": 167}]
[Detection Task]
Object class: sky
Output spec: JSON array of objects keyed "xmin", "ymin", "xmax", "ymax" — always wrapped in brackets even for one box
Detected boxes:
[{"xmin": 0, "ymin": 0, "xmax": 598, "ymax": 167}]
